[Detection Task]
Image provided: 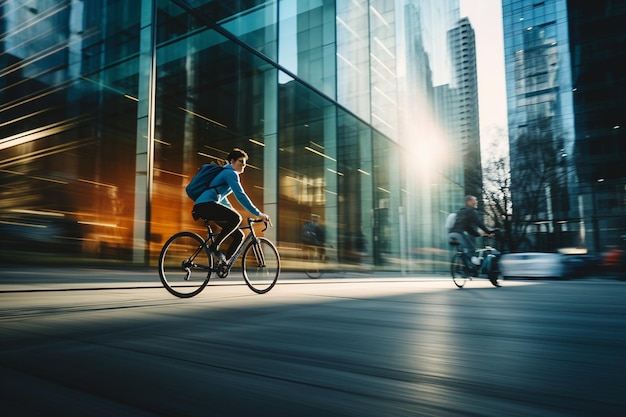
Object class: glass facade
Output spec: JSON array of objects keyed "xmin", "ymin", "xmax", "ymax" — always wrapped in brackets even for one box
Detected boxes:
[
  {"xmin": 567, "ymin": 0, "xmax": 626, "ymax": 252},
  {"xmin": 502, "ymin": 0, "xmax": 580, "ymax": 251},
  {"xmin": 1, "ymin": 0, "xmax": 471, "ymax": 272},
  {"xmin": 502, "ymin": 0, "xmax": 626, "ymax": 252}
]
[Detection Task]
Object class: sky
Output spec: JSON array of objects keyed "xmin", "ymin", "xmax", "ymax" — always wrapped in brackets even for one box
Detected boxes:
[{"xmin": 459, "ymin": 0, "xmax": 509, "ymax": 153}]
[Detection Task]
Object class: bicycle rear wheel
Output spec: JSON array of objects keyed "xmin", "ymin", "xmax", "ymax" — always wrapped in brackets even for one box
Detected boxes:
[
  {"xmin": 159, "ymin": 232, "xmax": 213, "ymax": 298},
  {"xmin": 242, "ymin": 237, "xmax": 280, "ymax": 294},
  {"xmin": 450, "ymin": 252, "xmax": 469, "ymax": 288}
]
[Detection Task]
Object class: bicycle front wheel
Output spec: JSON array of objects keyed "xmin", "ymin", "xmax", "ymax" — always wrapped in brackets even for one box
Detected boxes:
[
  {"xmin": 158, "ymin": 232, "xmax": 213, "ymax": 298},
  {"xmin": 450, "ymin": 252, "xmax": 468, "ymax": 288},
  {"xmin": 305, "ymin": 246, "xmax": 322, "ymax": 279},
  {"xmin": 242, "ymin": 237, "xmax": 280, "ymax": 294},
  {"xmin": 488, "ymin": 256, "xmax": 503, "ymax": 287}
]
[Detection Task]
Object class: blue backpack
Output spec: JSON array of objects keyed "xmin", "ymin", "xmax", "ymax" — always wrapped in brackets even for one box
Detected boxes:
[{"xmin": 185, "ymin": 163, "xmax": 224, "ymax": 200}]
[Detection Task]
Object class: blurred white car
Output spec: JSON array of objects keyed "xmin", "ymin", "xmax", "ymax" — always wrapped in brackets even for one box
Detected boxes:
[{"xmin": 500, "ymin": 252, "xmax": 564, "ymax": 278}]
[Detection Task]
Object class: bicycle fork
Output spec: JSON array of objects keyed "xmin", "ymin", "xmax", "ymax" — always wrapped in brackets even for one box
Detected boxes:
[{"xmin": 251, "ymin": 238, "xmax": 266, "ymax": 268}]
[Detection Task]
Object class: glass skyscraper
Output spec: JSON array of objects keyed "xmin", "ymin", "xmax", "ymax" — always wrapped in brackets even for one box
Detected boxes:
[
  {"xmin": 502, "ymin": 0, "xmax": 626, "ymax": 253},
  {"xmin": 1, "ymin": 0, "xmax": 477, "ymax": 272},
  {"xmin": 448, "ymin": 16, "xmax": 481, "ymax": 200},
  {"xmin": 567, "ymin": 0, "xmax": 626, "ymax": 252},
  {"xmin": 502, "ymin": 0, "xmax": 578, "ymax": 251}
]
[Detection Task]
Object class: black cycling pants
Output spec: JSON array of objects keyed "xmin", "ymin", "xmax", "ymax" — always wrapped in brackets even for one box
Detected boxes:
[{"xmin": 193, "ymin": 202, "xmax": 244, "ymax": 259}]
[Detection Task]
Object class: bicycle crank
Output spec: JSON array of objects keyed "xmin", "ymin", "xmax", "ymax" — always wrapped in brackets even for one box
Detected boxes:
[{"xmin": 216, "ymin": 262, "xmax": 230, "ymax": 278}]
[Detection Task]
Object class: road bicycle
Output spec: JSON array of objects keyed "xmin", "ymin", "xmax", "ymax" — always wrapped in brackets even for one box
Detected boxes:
[
  {"xmin": 158, "ymin": 217, "xmax": 280, "ymax": 298},
  {"xmin": 449, "ymin": 233, "xmax": 502, "ymax": 288},
  {"xmin": 304, "ymin": 244, "xmax": 328, "ymax": 279}
]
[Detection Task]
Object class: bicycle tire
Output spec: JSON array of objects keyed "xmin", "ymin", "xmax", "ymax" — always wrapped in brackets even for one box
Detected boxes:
[
  {"xmin": 487, "ymin": 256, "xmax": 503, "ymax": 287},
  {"xmin": 305, "ymin": 246, "xmax": 322, "ymax": 279},
  {"xmin": 450, "ymin": 252, "xmax": 469, "ymax": 288},
  {"xmin": 158, "ymin": 231, "xmax": 213, "ymax": 298},
  {"xmin": 242, "ymin": 237, "xmax": 280, "ymax": 294},
  {"xmin": 305, "ymin": 269, "xmax": 322, "ymax": 279}
]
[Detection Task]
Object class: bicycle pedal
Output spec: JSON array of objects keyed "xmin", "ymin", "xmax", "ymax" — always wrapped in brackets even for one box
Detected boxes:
[{"xmin": 216, "ymin": 264, "xmax": 229, "ymax": 278}]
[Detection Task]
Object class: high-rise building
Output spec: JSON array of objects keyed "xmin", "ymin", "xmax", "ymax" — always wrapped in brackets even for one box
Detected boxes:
[
  {"xmin": 0, "ymin": 0, "xmax": 477, "ymax": 272},
  {"xmin": 502, "ymin": 0, "xmax": 579, "ymax": 251},
  {"xmin": 448, "ymin": 17, "xmax": 482, "ymax": 200},
  {"xmin": 567, "ymin": 0, "xmax": 626, "ymax": 252},
  {"xmin": 502, "ymin": 0, "xmax": 626, "ymax": 253}
]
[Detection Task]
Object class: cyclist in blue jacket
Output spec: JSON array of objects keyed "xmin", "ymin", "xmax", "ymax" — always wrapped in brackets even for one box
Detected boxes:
[{"xmin": 192, "ymin": 148, "xmax": 269, "ymax": 262}]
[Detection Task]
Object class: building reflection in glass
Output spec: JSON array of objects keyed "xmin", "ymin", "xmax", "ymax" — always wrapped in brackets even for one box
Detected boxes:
[{"xmin": 1, "ymin": 0, "xmax": 472, "ymax": 273}]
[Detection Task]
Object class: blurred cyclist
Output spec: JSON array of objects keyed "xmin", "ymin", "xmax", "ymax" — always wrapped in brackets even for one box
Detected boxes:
[{"xmin": 448, "ymin": 195, "xmax": 494, "ymax": 265}]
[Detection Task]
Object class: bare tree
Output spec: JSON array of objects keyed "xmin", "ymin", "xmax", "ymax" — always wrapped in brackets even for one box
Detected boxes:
[{"xmin": 477, "ymin": 122, "xmax": 577, "ymax": 252}]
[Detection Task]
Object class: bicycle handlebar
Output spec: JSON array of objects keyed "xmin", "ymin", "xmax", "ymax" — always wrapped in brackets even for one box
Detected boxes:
[
  {"xmin": 483, "ymin": 228, "xmax": 504, "ymax": 241},
  {"xmin": 247, "ymin": 217, "xmax": 273, "ymax": 232}
]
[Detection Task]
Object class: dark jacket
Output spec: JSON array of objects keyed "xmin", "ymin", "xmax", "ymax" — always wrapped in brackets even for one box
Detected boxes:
[{"xmin": 450, "ymin": 206, "xmax": 491, "ymax": 237}]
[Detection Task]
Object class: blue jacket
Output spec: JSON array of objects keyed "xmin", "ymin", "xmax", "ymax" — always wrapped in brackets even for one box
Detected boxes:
[{"xmin": 194, "ymin": 164, "xmax": 261, "ymax": 216}]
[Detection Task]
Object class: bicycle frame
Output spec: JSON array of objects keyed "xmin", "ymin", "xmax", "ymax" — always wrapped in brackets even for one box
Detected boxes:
[
  {"xmin": 450, "ymin": 237, "xmax": 502, "ymax": 288},
  {"xmin": 474, "ymin": 247, "xmax": 500, "ymax": 275},
  {"xmin": 158, "ymin": 216, "xmax": 279, "ymax": 297},
  {"xmin": 202, "ymin": 218, "xmax": 268, "ymax": 270}
]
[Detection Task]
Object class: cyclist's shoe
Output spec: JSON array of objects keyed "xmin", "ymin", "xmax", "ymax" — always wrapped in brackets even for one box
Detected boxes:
[
  {"xmin": 215, "ymin": 251, "xmax": 227, "ymax": 264},
  {"xmin": 209, "ymin": 246, "xmax": 227, "ymax": 264}
]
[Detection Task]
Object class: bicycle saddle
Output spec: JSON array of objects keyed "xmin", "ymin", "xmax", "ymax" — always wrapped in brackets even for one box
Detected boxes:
[{"xmin": 448, "ymin": 233, "xmax": 462, "ymax": 246}]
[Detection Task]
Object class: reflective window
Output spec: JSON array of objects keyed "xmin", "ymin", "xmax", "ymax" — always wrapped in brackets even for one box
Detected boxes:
[
  {"xmin": 1, "ymin": 0, "xmax": 467, "ymax": 273},
  {"xmin": 0, "ymin": 0, "xmax": 141, "ymax": 259}
]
